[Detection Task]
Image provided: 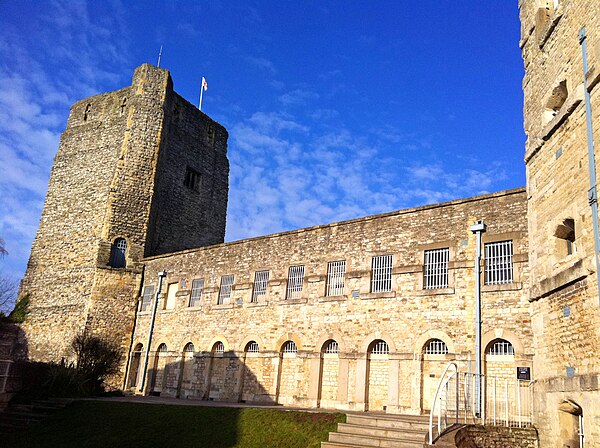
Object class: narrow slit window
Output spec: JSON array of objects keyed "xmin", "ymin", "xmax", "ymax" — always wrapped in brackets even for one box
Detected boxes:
[
  {"xmin": 326, "ymin": 260, "xmax": 346, "ymax": 296},
  {"xmin": 184, "ymin": 167, "xmax": 200, "ymax": 191},
  {"xmin": 424, "ymin": 248, "xmax": 449, "ymax": 289},
  {"xmin": 217, "ymin": 275, "xmax": 234, "ymax": 304}
]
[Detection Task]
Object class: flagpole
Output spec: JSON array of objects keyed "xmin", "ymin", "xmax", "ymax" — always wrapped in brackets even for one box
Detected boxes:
[
  {"xmin": 157, "ymin": 46, "xmax": 163, "ymax": 67},
  {"xmin": 199, "ymin": 86, "xmax": 204, "ymax": 111}
]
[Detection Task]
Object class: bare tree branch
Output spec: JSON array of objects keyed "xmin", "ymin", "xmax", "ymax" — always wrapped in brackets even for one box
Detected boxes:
[
  {"xmin": 0, "ymin": 237, "xmax": 7, "ymax": 258},
  {"xmin": 0, "ymin": 272, "xmax": 18, "ymax": 315}
]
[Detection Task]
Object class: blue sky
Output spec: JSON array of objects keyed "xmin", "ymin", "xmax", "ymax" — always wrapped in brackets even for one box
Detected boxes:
[{"xmin": 0, "ymin": 1, "xmax": 525, "ymax": 291}]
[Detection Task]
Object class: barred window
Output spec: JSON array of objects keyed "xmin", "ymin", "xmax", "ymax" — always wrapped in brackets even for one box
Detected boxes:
[
  {"xmin": 484, "ymin": 240, "xmax": 513, "ymax": 285},
  {"xmin": 424, "ymin": 248, "xmax": 449, "ymax": 289},
  {"xmin": 323, "ymin": 340, "xmax": 339, "ymax": 354},
  {"xmin": 286, "ymin": 265, "xmax": 305, "ymax": 299},
  {"xmin": 369, "ymin": 340, "xmax": 389, "ymax": 355},
  {"xmin": 109, "ymin": 238, "xmax": 127, "ymax": 268},
  {"xmin": 245, "ymin": 341, "xmax": 259, "ymax": 353},
  {"xmin": 189, "ymin": 278, "xmax": 204, "ymax": 307},
  {"xmin": 213, "ymin": 341, "xmax": 225, "ymax": 354},
  {"xmin": 183, "ymin": 342, "xmax": 195, "ymax": 353},
  {"xmin": 184, "ymin": 167, "xmax": 200, "ymax": 190},
  {"xmin": 487, "ymin": 339, "xmax": 514, "ymax": 356},
  {"xmin": 326, "ymin": 260, "xmax": 346, "ymax": 296},
  {"xmin": 282, "ymin": 340, "xmax": 297, "ymax": 353},
  {"xmin": 371, "ymin": 255, "xmax": 392, "ymax": 293},
  {"xmin": 217, "ymin": 275, "xmax": 234, "ymax": 304},
  {"xmin": 424, "ymin": 339, "xmax": 449, "ymax": 355},
  {"xmin": 157, "ymin": 343, "xmax": 167, "ymax": 353},
  {"xmin": 252, "ymin": 270, "xmax": 269, "ymax": 302},
  {"xmin": 140, "ymin": 285, "xmax": 154, "ymax": 312}
]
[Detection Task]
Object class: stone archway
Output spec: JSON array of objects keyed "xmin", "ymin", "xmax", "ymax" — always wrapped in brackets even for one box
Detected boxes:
[
  {"xmin": 558, "ymin": 400, "xmax": 582, "ymax": 448},
  {"xmin": 318, "ymin": 339, "xmax": 340, "ymax": 409},
  {"xmin": 365, "ymin": 339, "xmax": 390, "ymax": 411}
]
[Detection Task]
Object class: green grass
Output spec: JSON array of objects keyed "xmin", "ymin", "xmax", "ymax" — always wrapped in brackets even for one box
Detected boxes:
[{"xmin": 4, "ymin": 400, "xmax": 345, "ymax": 448}]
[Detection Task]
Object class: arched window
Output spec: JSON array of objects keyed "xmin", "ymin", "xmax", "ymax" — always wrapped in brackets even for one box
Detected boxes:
[
  {"xmin": 183, "ymin": 342, "xmax": 195, "ymax": 353},
  {"xmin": 212, "ymin": 341, "xmax": 225, "ymax": 354},
  {"xmin": 109, "ymin": 238, "xmax": 127, "ymax": 268},
  {"xmin": 133, "ymin": 343, "xmax": 143, "ymax": 352},
  {"xmin": 369, "ymin": 340, "xmax": 389, "ymax": 355},
  {"xmin": 424, "ymin": 339, "xmax": 449, "ymax": 355},
  {"xmin": 487, "ymin": 339, "xmax": 514, "ymax": 356},
  {"xmin": 282, "ymin": 340, "xmax": 297, "ymax": 354},
  {"xmin": 157, "ymin": 343, "xmax": 167, "ymax": 353},
  {"xmin": 323, "ymin": 340, "xmax": 339, "ymax": 354},
  {"xmin": 245, "ymin": 341, "xmax": 259, "ymax": 353}
]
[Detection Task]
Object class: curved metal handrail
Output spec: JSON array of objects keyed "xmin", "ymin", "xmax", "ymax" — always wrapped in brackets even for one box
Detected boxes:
[{"xmin": 428, "ymin": 361, "xmax": 458, "ymax": 445}]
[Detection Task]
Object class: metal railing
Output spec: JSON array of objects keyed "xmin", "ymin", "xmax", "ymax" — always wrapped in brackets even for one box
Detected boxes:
[{"xmin": 428, "ymin": 363, "xmax": 533, "ymax": 444}]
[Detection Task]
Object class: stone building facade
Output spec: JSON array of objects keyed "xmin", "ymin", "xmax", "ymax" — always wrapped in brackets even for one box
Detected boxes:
[
  {"xmin": 19, "ymin": 64, "xmax": 229, "ymax": 362},
  {"xmin": 127, "ymin": 188, "xmax": 531, "ymax": 414},
  {"xmin": 520, "ymin": 0, "xmax": 600, "ymax": 445}
]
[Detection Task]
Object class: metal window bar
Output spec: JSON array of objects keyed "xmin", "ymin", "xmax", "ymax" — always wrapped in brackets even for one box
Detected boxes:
[
  {"xmin": 189, "ymin": 278, "xmax": 204, "ymax": 307},
  {"xmin": 425, "ymin": 339, "xmax": 449, "ymax": 355},
  {"xmin": 484, "ymin": 240, "xmax": 513, "ymax": 285},
  {"xmin": 371, "ymin": 255, "xmax": 392, "ymax": 293},
  {"xmin": 286, "ymin": 266, "xmax": 305, "ymax": 299},
  {"xmin": 140, "ymin": 285, "xmax": 154, "ymax": 312},
  {"xmin": 424, "ymin": 248, "xmax": 449, "ymax": 289},
  {"xmin": 157, "ymin": 344, "xmax": 167, "ymax": 353},
  {"xmin": 324, "ymin": 340, "xmax": 339, "ymax": 354},
  {"xmin": 252, "ymin": 270, "xmax": 269, "ymax": 302},
  {"xmin": 370, "ymin": 340, "xmax": 389, "ymax": 355},
  {"xmin": 246, "ymin": 341, "xmax": 259, "ymax": 353},
  {"xmin": 326, "ymin": 260, "xmax": 346, "ymax": 296},
  {"xmin": 217, "ymin": 275, "xmax": 234, "ymax": 304},
  {"xmin": 109, "ymin": 238, "xmax": 127, "ymax": 268},
  {"xmin": 487, "ymin": 340, "xmax": 514, "ymax": 356},
  {"xmin": 282, "ymin": 341, "xmax": 297, "ymax": 353},
  {"xmin": 184, "ymin": 343, "xmax": 195, "ymax": 353},
  {"xmin": 213, "ymin": 342, "xmax": 225, "ymax": 353}
]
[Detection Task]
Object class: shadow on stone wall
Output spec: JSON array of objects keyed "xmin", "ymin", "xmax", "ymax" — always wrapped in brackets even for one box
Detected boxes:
[{"xmin": 0, "ymin": 323, "xmax": 28, "ymax": 405}]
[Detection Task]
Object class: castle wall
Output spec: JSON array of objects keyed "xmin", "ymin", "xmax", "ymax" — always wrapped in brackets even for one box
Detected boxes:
[
  {"xmin": 130, "ymin": 188, "xmax": 531, "ymax": 413},
  {"xmin": 520, "ymin": 0, "xmax": 600, "ymax": 445}
]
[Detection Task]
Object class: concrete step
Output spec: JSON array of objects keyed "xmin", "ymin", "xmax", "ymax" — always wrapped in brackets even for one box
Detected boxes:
[
  {"xmin": 336, "ymin": 422, "xmax": 425, "ymax": 440},
  {"xmin": 329, "ymin": 431, "xmax": 423, "ymax": 448},
  {"xmin": 346, "ymin": 413, "xmax": 430, "ymax": 431}
]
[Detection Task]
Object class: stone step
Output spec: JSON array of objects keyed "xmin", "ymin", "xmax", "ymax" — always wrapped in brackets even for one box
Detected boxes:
[
  {"xmin": 329, "ymin": 431, "xmax": 424, "ymax": 448},
  {"xmin": 337, "ymin": 422, "xmax": 425, "ymax": 440},
  {"xmin": 346, "ymin": 413, "xmax": 430, "ymax": 431},
  {"xmin": 322, "ymin": 442, "xmax": 372, "ymax": 448}
]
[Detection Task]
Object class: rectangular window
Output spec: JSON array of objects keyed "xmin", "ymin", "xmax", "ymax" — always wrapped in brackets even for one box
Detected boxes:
[
  {"xmin": 184, "ymin": 167, "xmax": 200, "ymax": 190},
  {"xmin": 286, "ymin": 265, "xmax": 305, "ymax": 300},
  {"xmin": 251, "ymin": 270, "xmax": 269, "ymax": 303},
  {"xmin": 140, "ymin": 285, "xmax": 154, "ymax": 312},
  {"xmin": 326, "ymin": 260, "xmax": 346, "ymax": 296},
  {"xmin": 424, "ymin": 248, "xmax": 449, "ymax": 289},
  {"xmin": 484, "ymin": 240, "xmax": 514, "ymax": 285},
  {"xmin": 371, "ymin": 255, "xmax": 392, "ymax": 293},
  {"xmin": 189, "ymin": 278, "xmax": 204, "ymax": 307},
  {"xmin": 217, "ymin": 275, "xmax": 234, "ymax": 304},
  {"xmin": 165, "ymin": 282, "xmax": 178, "ymax": 309}
]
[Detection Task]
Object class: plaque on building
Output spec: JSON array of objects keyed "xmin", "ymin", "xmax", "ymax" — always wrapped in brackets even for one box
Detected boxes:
[{"xmin": 517, "ymin": 367, "xmax": 530, "ymax": 380}]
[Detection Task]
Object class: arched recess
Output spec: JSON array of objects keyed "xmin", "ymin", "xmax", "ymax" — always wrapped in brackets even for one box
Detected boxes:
[
  {"xmin": 128, "ymin": 342, "xmax": 144, "ymax": 388},
  {"xmin": 151, "ymin": 343, "xmax": 168, "ymax": 395},
  {"xmin": 109, "ymin": 237, "xmax": 127, "ymax": 268},
  {"xmin": 274, "ymin": 332, "xmax": 304, "ymax": 352},
  {"xmin": 207, "ymin": 340, "xmax": 227, "ymax": 401},
  {"xmin": 178, "ymin": 342, "xmax": 195, "ymax": 398},
  {"xmin": 419, "ymin": 338, "xmax": 451, "ymax": 411},
  {"xmin": 276, "ymin": 339, "xmax": 302, "ymax": 406},
  {"xmin": 239, "ymin": 339, "xmax": 263, "ymax": 403},
  {"xmin": 365, "ymin": 339, "xmax": 390, "ymax": 411},
  {"xmin": 360, "ymin": 332, "xmax": 397, "ymax": 353},
  {"xmin": 413, "ymin": 330, "xmax": 455, "ymax": 355},
  {"xmin": 207, "ymin": 336, "xmax": 230, "ymax": 353},
  {"xmin": 482, "ymin": 329, "xmax": 524, "ymax": 357},
  {"xmin": 317, "ymin": 339, "xmax": 341, "ymax": 409},
  {"xmin": 558, "ymin": 400, "xmax": 583, "ymax": 448}
]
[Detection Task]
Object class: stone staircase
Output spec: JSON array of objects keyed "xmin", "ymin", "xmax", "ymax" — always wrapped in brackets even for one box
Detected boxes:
[
  {"xmin": 322, "ymin": 413, "xmax": 431, "ymax": 448},
  {"xmin": 0, "ymin": 398, "xmax": 73, "ymax": 433}
]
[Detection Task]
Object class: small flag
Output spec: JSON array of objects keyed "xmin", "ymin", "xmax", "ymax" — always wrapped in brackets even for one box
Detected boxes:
[{"xmin": 202, "ymin": 77, "xmax": 208, "ymax": 91}]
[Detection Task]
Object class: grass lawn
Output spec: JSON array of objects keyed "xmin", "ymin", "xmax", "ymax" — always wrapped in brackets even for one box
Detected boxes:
[{"xmin": 3, "ymin": 400, "xmax": 345, "ymax": 448}]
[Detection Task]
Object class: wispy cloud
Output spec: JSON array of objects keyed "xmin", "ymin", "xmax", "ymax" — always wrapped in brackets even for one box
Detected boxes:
[
  {"xmin": 279, "ymin": 89, "xmax": 320, "ymax": 106},
  {"xmin": 244, "ymin": 55, "xmax": 277, "ymax": 74}
]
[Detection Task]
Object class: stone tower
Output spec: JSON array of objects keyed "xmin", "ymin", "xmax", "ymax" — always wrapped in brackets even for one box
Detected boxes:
[
  {"xmin": 520, "ymin": 1, "xmax": 600, "ymax": 445},
  {"xmin": 19, "ymin": 64, "xmax": 229, "ymax": 363}
]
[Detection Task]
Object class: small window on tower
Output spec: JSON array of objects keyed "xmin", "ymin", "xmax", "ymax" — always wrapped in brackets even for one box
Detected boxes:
[
  {"xmin": 184, "ymin": 167, "xmax": 200, "ymax": 191},
  {"xmin": 555, "ymin": 218, "xmax": 576, "ymax": 256},
  {"xmin": 207, "ymin": 125, "xmax": 216, "ymax": 147}
]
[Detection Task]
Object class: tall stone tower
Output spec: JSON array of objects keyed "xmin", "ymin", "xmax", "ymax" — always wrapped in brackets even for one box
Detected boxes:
[
  {"xmin": 520, "ymin": 1, "xmax": 600, "ymax": 445},
  {"xmin": 19, "ymin": 64, "xmax": 229, "ymax": 363}
]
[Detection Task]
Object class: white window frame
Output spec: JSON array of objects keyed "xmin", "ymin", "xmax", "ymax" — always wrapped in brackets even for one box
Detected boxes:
[
  {"xmin": 323, "ymin": 340, "xmax": 339, "ymax": 354},
  {"xmin": 217, "ymin": 275, "xmax": 234, "ymax": 304},
  {"xmin": 487, "ymin": 339, "xmax": 514, "ymax": 356},
  {"xmin": 326, "ymin": 260, "xmax": 346, "ymax": 296},
  {"xmin": 251, "ymin": 270, "xmax": 269, "ymax": 303},
  {"xmin": 484, "ymin": 240, "xmax": 514, "ymax": 285},
  {"xmin": 282, "ymin": 340, "xmax": 297, "ymax": 353},
  {"xmin": 140, "ymin": 285, "xmax": 154, "ymax": 312},
  {"xmin": 286, "ymin": 265, "xmax": 305, "ymax": 300},
  {"xmin": 245, "ymin": 341, "xmax": 259, "ymax": 353},
  {"xmin": 424, "ymin": 248, "xmax": 449, "ymax": 289},
  {"xmin": 369, "ymin": 340, "xmax": 389, "ymax": 355},
  {"xmin": 424, "ymin": 339, "xmax": 449, "ymax": 355},
  {"xmin": 189, "ymin": 278, "xmax": 204, "ymax": 307},
  {"xmin": 371, "ymin": 255, "xmax": 392, "ymax": 293}
]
